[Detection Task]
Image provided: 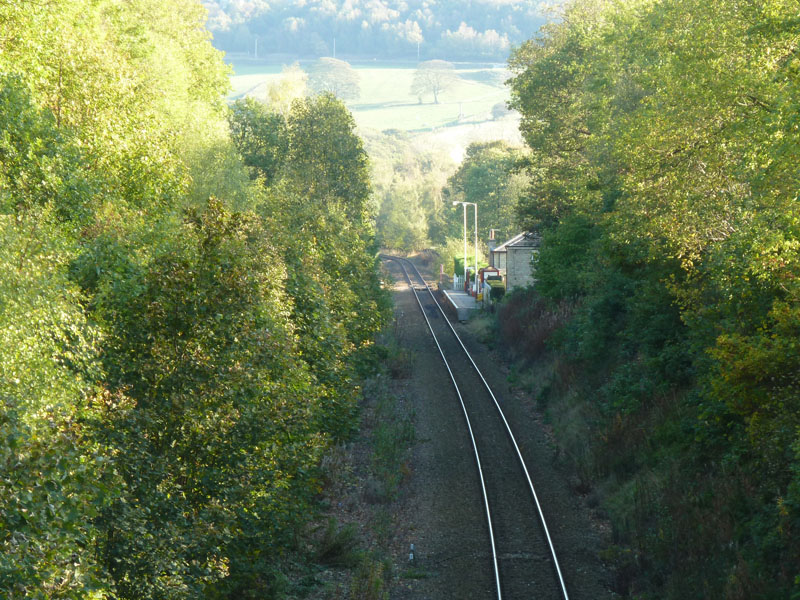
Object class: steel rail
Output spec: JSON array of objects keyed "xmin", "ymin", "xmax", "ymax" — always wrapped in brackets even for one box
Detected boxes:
[
  {"xmin": 390, "ymin": 257, "xmax": 503, "ymax": 600},
  {"xmin": 384, "ymin": 254, "xmax": 570, "ymax": 600}
]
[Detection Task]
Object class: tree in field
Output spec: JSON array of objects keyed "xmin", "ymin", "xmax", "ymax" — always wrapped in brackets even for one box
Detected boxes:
[
  {"xmin": 307, "ymin": 57, "xmax": 360, "ymax": 102},
  {"xmin": 267, "ymin": 62, "xmax": 307, "ymax": 116},
  {"xmin": 411, "ymin": 59, "xmax": 459, "ymax": 104}
]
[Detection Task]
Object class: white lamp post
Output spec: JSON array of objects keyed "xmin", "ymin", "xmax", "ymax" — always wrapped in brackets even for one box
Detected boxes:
[
  {"xmin": 453, "ymin": 201, "xmax": 478, "ymax": 294},
  {"xmin": 453, "ymin": 201, "xmax": 466, "ymax": 290}
]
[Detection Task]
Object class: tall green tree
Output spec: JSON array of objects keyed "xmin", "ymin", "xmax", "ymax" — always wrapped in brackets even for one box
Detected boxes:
[
  {"xmin": 443, "ymin": 141, "xmax": 528, "ymax": 242},
  {"xmin": 507, "ymin": 0, "xmax": 800, "ymax": 596},
  {"xmin": 229, "ymin": 93, "xmax": 389, "ymax": 437},
  {"xmin": 227, "ymin": 97, "xmax": 288, "ymax": 182}
]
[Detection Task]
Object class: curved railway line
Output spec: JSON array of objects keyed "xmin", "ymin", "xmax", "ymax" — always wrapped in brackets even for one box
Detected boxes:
[{"xmin": 382, "ymin": 254, "xmax": 570, "ymax": 600}]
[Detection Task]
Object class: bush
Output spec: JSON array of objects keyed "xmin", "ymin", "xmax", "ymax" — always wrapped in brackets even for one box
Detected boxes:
[{"xmin": 487, "ymin": 279, "xmax": 505, "ymax": 301}]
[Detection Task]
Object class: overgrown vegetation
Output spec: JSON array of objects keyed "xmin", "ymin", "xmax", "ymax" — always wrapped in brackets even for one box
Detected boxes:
[
  {"xmin": 369, "ymin": 131, "xmax": 526, "ymax": 278},
  {"xmin": 367, "ymin": 129, "xmax": 453, "ymax": 251},
  {"xmin": 499, "ymin": 1, "xmax": 800, "ymax": 597},
  {"xmin": 0, "ymin": 1, "xmax": 389, "ymax": 597},
  {"xmin": 364, "ymin": 373, "xmax": 415, "ymax": 504}
]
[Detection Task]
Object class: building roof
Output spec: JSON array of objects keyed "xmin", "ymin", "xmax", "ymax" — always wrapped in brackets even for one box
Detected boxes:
[{"xmin": 491, "ymin": 232, "xmax": 540, "ymax": 253}]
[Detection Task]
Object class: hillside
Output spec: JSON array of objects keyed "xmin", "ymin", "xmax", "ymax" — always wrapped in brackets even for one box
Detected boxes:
[{"xmin": 203, "ymin": 0, "xmax": 549, "ymax": 61}]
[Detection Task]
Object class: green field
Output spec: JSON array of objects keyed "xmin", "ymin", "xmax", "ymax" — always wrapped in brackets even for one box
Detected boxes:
[{"xmin": 228, "ymin": 60, "xmax": 511, "ymax": 132}]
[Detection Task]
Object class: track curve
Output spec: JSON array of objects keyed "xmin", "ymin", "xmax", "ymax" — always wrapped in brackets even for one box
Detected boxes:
[{"xmin": 382, "ymin": 254, "xmax": 570, "ymax": 600}]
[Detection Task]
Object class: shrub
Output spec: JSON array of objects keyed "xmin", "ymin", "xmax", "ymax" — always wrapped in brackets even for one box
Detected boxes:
[{"xmin": 487, "ymin": 279, "xmax": 505, "ymax": 301}]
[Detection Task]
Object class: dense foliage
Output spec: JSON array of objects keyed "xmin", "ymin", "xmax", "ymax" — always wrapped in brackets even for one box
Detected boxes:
[
  {"xmin": 0, "ymin": 1, "xmax": 387, "ymax": 598},
  {"xmin": 506, "ymin": 0, "xmax": 800, "ymax": 597},
  {"xmin": 369, "ymin": 133, "xmax": 527, "ymax": 263},
  {"xmin": 367, "ymin": 129, "xmax": 453, "ymax": 251},
  {"xmin": 204, "ymin": 0, "xmax": 547, "ymax": 61},
  {"xmin": 442, "ymin": 140, "xmax": 527, "ymax": 243}
]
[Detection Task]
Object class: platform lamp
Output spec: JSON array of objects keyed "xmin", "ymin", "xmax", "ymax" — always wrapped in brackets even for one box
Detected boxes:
[{"xmin": 453, "ymin": 201, "xmax": 477, "ymax": 294}]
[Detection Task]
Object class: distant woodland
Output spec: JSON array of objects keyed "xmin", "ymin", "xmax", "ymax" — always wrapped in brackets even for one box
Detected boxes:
[{"xmin": 203, "ymin": 0, "xmax": 548, "ymax": 60}]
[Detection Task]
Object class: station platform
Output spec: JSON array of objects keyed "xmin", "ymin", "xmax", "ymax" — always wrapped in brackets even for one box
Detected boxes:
[{"xmin": 441, "ymin": 289, "xmax": 478, "ymax": 322}]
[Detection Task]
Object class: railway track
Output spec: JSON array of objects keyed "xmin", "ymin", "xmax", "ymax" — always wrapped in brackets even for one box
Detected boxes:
[{"xmin": 382, "ymin": 254, "xmax": 570, "ymax": 600}]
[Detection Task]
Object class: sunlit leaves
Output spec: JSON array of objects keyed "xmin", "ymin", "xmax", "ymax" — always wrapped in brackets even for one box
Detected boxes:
[
  {"xmin": 443, "ymin": 141, "xmax": 528, "ymax": 242},
  {"xmin": 0, "ymin": 211, "xmax": 111, "ymax": 599},
  {"xmin": 230, "ymin": 93, "xmax": 389, "ymax": 442},
  {"xmin": 509, "ymin": 0, "xmax": 800, "ymax": 595},
  {"xmin": 1, "ymin": 1, "xmax": 387, "ymax": 597},
  {"xmin": 0, "ymin": 76, "xmax": 91, "ymax": 220}
]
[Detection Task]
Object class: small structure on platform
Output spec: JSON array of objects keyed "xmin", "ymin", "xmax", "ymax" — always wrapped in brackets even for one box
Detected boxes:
[
  {"xmin": 478, "ymin": 267, "xmax": 504, "ymax": 309},
  {"xmin": 489, "ymin": 232, "xmax": 540, "ymax": 292},
  {"xmin": 478, "ymin": 266, "xmax": 500, "ymax": 290}
]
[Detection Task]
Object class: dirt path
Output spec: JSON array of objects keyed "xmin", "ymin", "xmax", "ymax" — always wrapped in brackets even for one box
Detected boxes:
[{"xmin": 384, "ymin": 255, "xmax": 614, "ymax": 599}]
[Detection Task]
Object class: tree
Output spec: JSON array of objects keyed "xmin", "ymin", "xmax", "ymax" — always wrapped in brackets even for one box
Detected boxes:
[
  {"xmin": 506, "ymin": 0, "xmax": 800, "ymax": 596},
  {"xmin": 281, "ymin": 93, "xmax": 387, "ymax": 350},
  {"xmin": 0, "ymin": 0, "xmax": 389, "ymax": 597},
  {"xmin": 228, "ymin": 93, "xmax": 390, "ymax": 440},
  {"xmin": 307, "ymin": 57, "xmax": 360, "ymax": 102},
  {"xmin": 376, "ymin": 180, "xmax": 429, "ymax": 250},
  {"xmin": 444, "ymin": 141, "xmax": 527, "ymax": 243},
  {"xmin": 285, "ymin": 94, "xmax": 372, "ymax": 224},
  {"xmin": 267, "ymin": 62, "xmax": 307, "ymax": 116},
  {"xmin": 411, "ymin": 59, "xmax": 459, "ymax": 104},
  {"xmin": 227, "ymin": 97, "xmax": 287, "ymax": 182},
  {"xmin": 363, "ymin": 128, "xmax": 454, "ymax": 250}
]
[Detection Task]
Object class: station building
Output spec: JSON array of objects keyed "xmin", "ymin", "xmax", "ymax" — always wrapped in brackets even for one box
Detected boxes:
[{"xmin": 488, "ymin": 232, "xmax": 540, "ymax": 292}]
